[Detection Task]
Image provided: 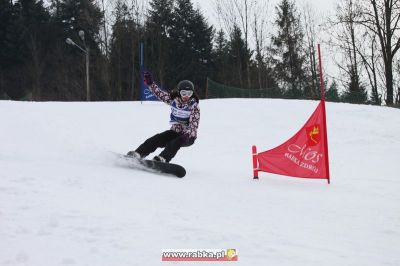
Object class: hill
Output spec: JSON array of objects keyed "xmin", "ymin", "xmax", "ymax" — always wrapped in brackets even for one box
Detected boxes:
[{"xmin": 0, "ymin": 99, "xmax": 399, "ymax": 265}]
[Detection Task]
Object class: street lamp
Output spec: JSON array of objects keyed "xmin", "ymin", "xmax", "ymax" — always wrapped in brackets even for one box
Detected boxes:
[{"xmin": 66, "ymin": 30, "xmax": 90, "ymax": 101}]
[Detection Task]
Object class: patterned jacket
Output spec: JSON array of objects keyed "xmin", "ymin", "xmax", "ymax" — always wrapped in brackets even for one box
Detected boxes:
[{"xmin": 148, "ymin": 83, "xmax": 200, "ymax": 139}]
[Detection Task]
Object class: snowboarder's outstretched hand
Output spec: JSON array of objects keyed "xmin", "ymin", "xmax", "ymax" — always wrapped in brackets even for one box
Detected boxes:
[{"xmin": 143, "ymin": 71, "xmax": 153, "ymax": 86}]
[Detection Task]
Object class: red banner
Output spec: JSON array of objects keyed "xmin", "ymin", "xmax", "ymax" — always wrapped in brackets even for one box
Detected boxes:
[{"xmin": 255, "ymin": 100, "xmax": 330, "ymax": 182}]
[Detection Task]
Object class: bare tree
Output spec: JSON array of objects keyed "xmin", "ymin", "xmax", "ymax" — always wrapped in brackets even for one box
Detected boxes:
[
  {"xmin": 326, "ymin": 0, "xmax": 367, "ymax": 103},
  {"xmin": 396, "ymin": 60, "xmax": 400, "ymax": 104},
  {"xmin": 215, "ymin": 0, "xmax": 256, "ymax": 88},
  {"xmin": 251, "ymin": 0, "xmax": 270, "ymax": 89},
  {"xmin": 357, "ymin": 0, "xmax": 400, "ymax": 105},
  {"xmin": 356, "ymin": 31, "xmax": 383, "ymax": 104},
  {"xmin": 95, "ymin": 0, "xmax": 113, "ymax": 57},
  {"xmin": 302, "ymin": 3, "xmax": 319, "ymax": 99},
  {"xmin": 100, "ymin": 0, "xmax": 109, "ymax": 57}
]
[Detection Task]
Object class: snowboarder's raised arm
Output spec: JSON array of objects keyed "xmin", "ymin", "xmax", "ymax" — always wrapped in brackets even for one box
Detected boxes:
[{"xmin": 143, "ymin": 71, "xmax": 172, "ymax": 104}]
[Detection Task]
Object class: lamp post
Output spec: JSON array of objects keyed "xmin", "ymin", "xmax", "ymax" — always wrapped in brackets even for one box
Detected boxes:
[{"xmin": 66, "ymin": 30, "xmax": 90, "ymax": 101}]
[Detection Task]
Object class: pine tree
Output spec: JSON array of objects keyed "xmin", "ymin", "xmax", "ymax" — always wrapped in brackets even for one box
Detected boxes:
[
  {"xmin": 0, "ymin": 0, "xmax": 16, "ymax": 65},
  {"xmin": 213, "ymin": 30, "xmax": 229, "ymax": 84},
  {"xmin": 4, "ymin": 0, "xmax": 50, "ymax": 100},
  {"xmin": 0, "ymin": 0, "xmax": 16, "ymax": 98},
  {"xmin": 271, "ymin": 0, "xmax": 308, "ymax": 99},
  {"xmin": 189, "ymin": 7, "xmax": 213, "ymax": 93},
  {"xmin": 109, "ymin": 0, "xmax": 138, "ymax": 100},
  {"xmin": 227, "ymin": 24, "xmax": 251, "ymax": 88},
  {"xmin": 168, "ymin": 0, "xmax": 213, "ymax": 93},
  {"xmin": 325, "ymin": 80, "xmax": 341, "ymax": 102},
  {"xmin": 146, "ymin": 0, "xmax": 174, "ymax": 87},
  {"xmin": 342, "ymin": 69, "xmax": 368, "ymax": 104}
]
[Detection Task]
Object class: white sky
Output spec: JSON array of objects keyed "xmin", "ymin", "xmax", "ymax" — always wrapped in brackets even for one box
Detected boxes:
[
  {"xmin": 191, "ymin": 0, "xmax": 339, "ymax": 79},
  {"xmin": 192, "ymin": 0, "xmax": 338, "ymax": 30}
]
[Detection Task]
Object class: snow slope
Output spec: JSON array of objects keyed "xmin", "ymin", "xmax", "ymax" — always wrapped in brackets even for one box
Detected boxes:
[{"xmin": 0, "ymin": 99, "xmax": 399, "ymax": 266}]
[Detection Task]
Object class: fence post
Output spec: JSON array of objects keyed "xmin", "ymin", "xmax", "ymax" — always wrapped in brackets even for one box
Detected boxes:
[
  {"xmin": 252, "ymin": 145, "xmax": 259, "ymax": 179},
  {"xmin": 205, "ymin": 78, "xmax": 209, "ymax": 99}
]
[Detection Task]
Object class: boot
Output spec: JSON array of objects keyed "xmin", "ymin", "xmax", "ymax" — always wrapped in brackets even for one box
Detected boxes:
[
  {"xmin": 152, "ymin": 155, "xmax": 166, "ymax": 163},
  {"xmin": 126, "ymin": 151, "xmax": 142, "ymax": 159}
]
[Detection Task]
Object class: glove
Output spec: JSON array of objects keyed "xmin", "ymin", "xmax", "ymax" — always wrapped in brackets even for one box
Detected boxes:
[
  {"xmin": 181, "ymin": 132, "xmax": 192, "ymax": 145},
  {"xmin": 143, "ymin": 71, "xmax": 153, "ymax": 86},
  {"xmin": 169, "ymin": 90, "xmax": 179, "ymax": 99}
]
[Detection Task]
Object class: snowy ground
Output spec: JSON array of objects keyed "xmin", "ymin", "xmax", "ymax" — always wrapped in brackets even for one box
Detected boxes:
[{"xmin": 0, "ymin": 99, "xmax": 399, "ymax": 266}]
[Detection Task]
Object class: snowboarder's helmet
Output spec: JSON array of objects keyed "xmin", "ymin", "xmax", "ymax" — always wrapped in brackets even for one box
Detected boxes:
[
  {"xmin": 177, "ymin": 80, "xmax": 194, "ymax": 92},
  {"xmin": 177, "ymin": 80, "xmax": 194, "ymax": 98}
]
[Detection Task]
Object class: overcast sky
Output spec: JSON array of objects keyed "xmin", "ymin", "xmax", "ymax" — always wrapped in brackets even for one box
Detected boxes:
[
  {"xmin": 191, "ymin": 0, "xmax": 337, "ymax": 30},
  {"xmin": 189, "ymin": 0, "xmax": 339, "ymax": 78}
]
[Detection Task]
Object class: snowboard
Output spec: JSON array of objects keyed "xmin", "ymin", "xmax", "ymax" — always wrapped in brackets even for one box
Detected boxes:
[{"xmin": 118, "ymin": 154, "xmax": 186, "ymax": 178}]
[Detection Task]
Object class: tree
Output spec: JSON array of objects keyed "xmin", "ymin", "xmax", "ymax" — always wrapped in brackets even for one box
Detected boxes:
[
  {"xmin": 212, "ymin": 29, "xmax": 230, "ymax": 84},
  {"xmin": 226, "ymin": 24, "xmax": 251, "ymax": 88},
  {"xmin": 129, "ymin": 0, "xmax": 147, "ymax": 100},
  {"xmin": 16, "ymin": 0, "xmax": 51, "ymax": 100},
  {"xmin": 188, "ymin": 7, "xmax": 214, "ymax": 94},
  {"xmin": 397, "ymin": 61, "xmax": 400, "ymax": 105},
  {"xmin": 251, "ymin": 0, "xmax": 273, "ymax": 90},
  {"xmin": 357, "ymin": 0, "xmax": 400, "ymax": 105},
  {"xmin": 0, "ymin": 0, "xmax": 17, "ymax": 98},
  {"xmin": 53, "ymin": 0, "xmax": 105, "ymax": 100},
  {"xmin": 302, "ymin": 3, "xmax": 319, "ymax": 99},
  {"xmin": 146, "ymin": 0, "xmax": 173, "ymax": 87},
  {"xmin": 215, "ymin": 0, "xmax": 256, "ymax": 89},
  {"xmin": 271, "ymin": 0, "xmax": 308, "ymax": 98},
  {"xmin": 168, "ymin": 0, "xmax": 213, "ymax": 92},
  {"xmin": 327, "ymin": 0, "xmax": 367, "ymax": 104},
  {"xmin": 357, "ymin": 31, "xmax": 382, "ymax": 105},
  {"xmin": 99, "ymin": 0, "xmax": 109, "ymax": 57},
  {"xmin": 109, "ymin": 0, "xmax": 137, "ymax": 100},
  {"xmin": 325, "ymin": 80, "xmax": 341, "ymax": 102},
  {"xmin": 0, "ymin": 0, "xmax": 50, "ymax": 100},
  {"xmin": 341, "ymin": 71, "xmax": 368, "ymax": 103}
]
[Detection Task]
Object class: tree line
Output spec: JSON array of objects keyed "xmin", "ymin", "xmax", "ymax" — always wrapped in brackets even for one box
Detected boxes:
[{"xmin": 0, "ymin": 0, "xmax": 399, "ymax": 106}]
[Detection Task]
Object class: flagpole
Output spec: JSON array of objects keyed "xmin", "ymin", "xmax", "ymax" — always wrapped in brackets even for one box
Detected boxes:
[
  {"xmin": 318, "ymin": 44, "xmax": 331, "ymax": 184},
  {"xmin": 140, "ymin": 41, "xmax": 144, "ymax": 104},
  {"xmin": 318, "ymin": 44, "xmax": 326, "ymax": 101},
  {"xmin": 252, "ymin": 145, "xmax": 259, "ymax": 179}
]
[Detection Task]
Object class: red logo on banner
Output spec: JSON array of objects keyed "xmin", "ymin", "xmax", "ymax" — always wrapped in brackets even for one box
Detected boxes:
[
  {"xmin": 307, "ymin": 125, "xmax": 321, "ymax": 146},
  {"xmin": 254, "ymin": 101, "xmax": 330, "ymax": 181}
]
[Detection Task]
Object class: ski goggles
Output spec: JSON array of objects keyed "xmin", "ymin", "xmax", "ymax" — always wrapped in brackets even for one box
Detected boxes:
[{"xmin": 180, "ymin": 90, "xmax": 193, "ymax": 97}]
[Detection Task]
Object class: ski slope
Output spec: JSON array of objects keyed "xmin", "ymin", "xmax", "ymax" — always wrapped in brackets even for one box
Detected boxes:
[{"xmin": 0, "ymin": 99, "xmax": 399, "ymax": 266}]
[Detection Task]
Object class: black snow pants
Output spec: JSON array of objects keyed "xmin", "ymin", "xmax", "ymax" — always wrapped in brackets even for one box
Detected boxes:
[{"xmin": 135, "ymin": 130, "xmax": 195, "ymax": 162}]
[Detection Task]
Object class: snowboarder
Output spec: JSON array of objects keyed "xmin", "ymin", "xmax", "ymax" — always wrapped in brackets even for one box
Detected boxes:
[{"xmin": 127, "ymin": 71, "xmax": 200, "ymax": 163}]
